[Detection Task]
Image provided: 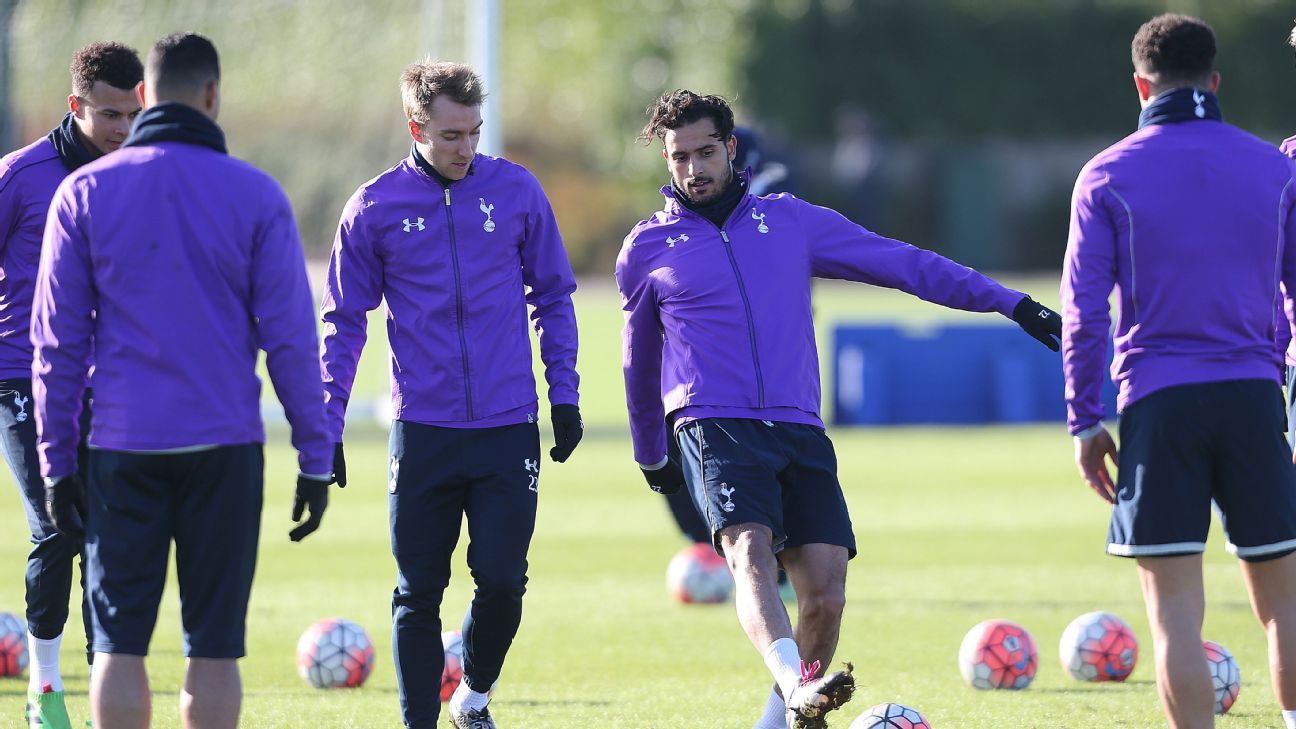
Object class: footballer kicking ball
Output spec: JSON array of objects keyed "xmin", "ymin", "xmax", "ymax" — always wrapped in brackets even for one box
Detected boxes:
[
  {"xmin": 1203, "ymin": 640, "xmax": 1240, "ymax": 715},
  {"xmin": 850, "ymin": 702, "xmax": 931, "ymax": 729},
  {"xmin": 1059, "ymin": 611, "xmax": 1138, "ymax": 682},
  {"xmin": 296, "ymin": 618, "xmax": 375, "ymax": 689},
  {"xmin": 958, "ymin": 619, "xmax": 1038, "ymax": 690},
  {"xmin": 0, "ymin": 612, "xmax": 28, "ymax": 677},
  {"xmin": 666, "ymin": 543, "xmax": 733, "ymax": 604},
  {"xmin": 441, "ymin": 630, "xmax": 464, "ymax": 701}
]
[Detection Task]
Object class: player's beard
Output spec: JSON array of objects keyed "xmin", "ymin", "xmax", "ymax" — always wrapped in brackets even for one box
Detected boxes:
[{"xmin": 684, "ymin": 164, "xmax": 734, "ymax": 205}]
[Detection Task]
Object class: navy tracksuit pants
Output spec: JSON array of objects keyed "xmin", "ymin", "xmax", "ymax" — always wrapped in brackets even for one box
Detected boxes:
[
  {"xmin": 0, "ymin": 379, "xmax": 93, "ymax": 660},
  {"xmin": 389, "ymin": 420, "xmax": 539, "ymax": 728}
]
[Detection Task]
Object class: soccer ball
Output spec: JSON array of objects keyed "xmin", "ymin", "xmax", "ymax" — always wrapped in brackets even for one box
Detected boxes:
[
  {"xmin": 1203, "ymin": 640, "xmax": 1240, "ymax": 715},
  {"xmin": 1059, "ymin": 611, "xmax": 1138, "ymax": 682},
  {"xmin": 441, "ymin": 630, "xmax": 464, "ymax": 702},
  {"xmin": 296, "ymin": 618, "xmax": 375, "ymax": 689},
  {"xmin": 958, "ymin": 619, "xmax": 1038, "ymax": 690},
  {"xmin": 849, "ymin": 702, "xmax": 931, "ymax": 729},
  {"xmin": 666, "ymin": 543, "xmax": 733, "ymax": 604},
  {"xmin": 0, "ymin": 612, "xmax": 28, "ymax": 678}
]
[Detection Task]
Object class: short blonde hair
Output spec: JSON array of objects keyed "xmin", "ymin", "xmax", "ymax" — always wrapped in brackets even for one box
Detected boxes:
[{"xmin": 400, "ymin": 60, "xmax": 484, "ymax": 125}]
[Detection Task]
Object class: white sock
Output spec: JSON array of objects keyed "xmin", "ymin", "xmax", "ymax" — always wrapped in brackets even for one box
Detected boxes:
[
  {"xmin": 762, "ymin": 637, "xmax": 802, "ymax": 699},
  {"xmin": 1281, "ymin": 708, "xmax": 1296, "ymax": 729},
  {"xmin": 753, "ymin": 687, "xmax": 786, "ymax": 729},
  {"xmin": 449, "ymin": 679, "xmax": 490, "ymax": 714},
  {"xmin": 27, "ymin": 633, "xmax": 62, "ymax": 693}
]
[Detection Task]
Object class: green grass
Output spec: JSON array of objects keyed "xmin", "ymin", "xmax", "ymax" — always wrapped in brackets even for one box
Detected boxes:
[{"xmin": 0, "ymin": 277, "xmax": 1278, "ymax": 727}]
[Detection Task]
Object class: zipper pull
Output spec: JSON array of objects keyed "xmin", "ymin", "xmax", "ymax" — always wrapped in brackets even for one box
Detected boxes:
[
  {"xmin": 721, "ymin": 230, "xmax": 730, "ymax": 243},
  {"xmin": 444, "ymin": 188, "xmax": 451, "ymax": 206}
]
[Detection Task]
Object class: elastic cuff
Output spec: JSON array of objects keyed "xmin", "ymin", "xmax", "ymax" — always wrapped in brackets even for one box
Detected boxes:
[
  {"xmin": 1073, "ymin": 422, "xmax": 1106, "ymax": 440},
  {"xmin": 299, "ymin": 472, "xmax": 332, "ymax": 482},
  {"xmin": 640, "ymin": 456, "xmax": 669, "ymax": 471}
]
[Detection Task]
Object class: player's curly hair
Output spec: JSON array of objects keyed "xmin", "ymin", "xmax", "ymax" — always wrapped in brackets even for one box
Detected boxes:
[
  {"xmin": 401, "ymin": 60, "xmax": 485, "ymax": 125},
  {"xmin": 1131, "ymin": 14, "xmax": 1216, "ymax": 87},
  {"xmin": 70, "ymin": 41, "xmax": 143, "ymax": 97},
  {"xmin": 639, "ymin": 89, "xmax": 735, "ymax": 146}
]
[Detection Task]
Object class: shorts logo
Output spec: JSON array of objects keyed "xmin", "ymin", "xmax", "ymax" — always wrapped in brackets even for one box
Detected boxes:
[
  {"xmin": 12, "ymin": 394, "xmax": 27, "ymax": 423},
  {"xmin": 752, "ymin": 210, "xmax": 769, "ymax": 234},
  {"xmin": 388, "ymin": 457, "xmax": 400, "ymax": 493},
  {"xmin": 479, "ymin": 198, "xmax": 496, "ymax": 233},
  {"xmin": 719, "ymin": 482, "xmax": 736, "ymax": 513},
  {"xmin": 401, "ymin": 217, "xmax": 425, "ymax": 233},
  {"xmin": 524, "ymin": 459, "xmax": 539, "ymax": 492}
]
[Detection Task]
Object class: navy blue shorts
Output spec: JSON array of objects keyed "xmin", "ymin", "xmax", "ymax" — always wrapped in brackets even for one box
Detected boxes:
[
  {"xmin": 1109, "ymin": 380, "xmax": 1296, "ymax": 561},
  {"xmin": 676, "ymin": 418, "xmax": 856, "ymax": 558},
  {"xmin": 85, "ymin": 445, "xmax": 263, "ymax": 658}
]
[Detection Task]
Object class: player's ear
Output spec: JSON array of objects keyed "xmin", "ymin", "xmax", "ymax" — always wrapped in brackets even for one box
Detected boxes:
[
  {"xmin": 407, "ymin": 118, "xmax": 424, "ymax": 144},
  {"xmin": 727, "ymin": 134, "xmax": 737, "ymax": 162}
]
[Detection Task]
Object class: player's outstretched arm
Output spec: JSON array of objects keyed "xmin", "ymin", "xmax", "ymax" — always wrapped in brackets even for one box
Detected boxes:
[
  {"xmin": 519, "ymin": 176, "xmax": 583, "ymax": 462},
  {"xmin": 32, "ymin": 180, "xmax": 94, "ymax": 484},
  {"xmin": 616, "ymin": 238, "xmax": 672, "ymax": 489}
]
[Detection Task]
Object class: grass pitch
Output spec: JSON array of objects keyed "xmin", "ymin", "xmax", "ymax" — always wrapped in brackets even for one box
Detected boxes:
[{"xmin": 0, "ymin": 277, "xmax": 1279, "ymax": 727}]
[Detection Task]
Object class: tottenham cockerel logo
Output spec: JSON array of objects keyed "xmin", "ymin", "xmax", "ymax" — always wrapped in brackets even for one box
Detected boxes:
[{"xmin": 479, "ymin": 198, "xmax": 496, "ymax": 233}]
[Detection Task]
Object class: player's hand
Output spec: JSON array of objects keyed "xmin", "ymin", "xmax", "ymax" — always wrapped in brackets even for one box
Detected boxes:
[
  {"xmin": 1012, "ymin": 296, "xmax": 1062, "ymax": 351},
  {"xmin": 333, "ymin": 442, "xmax": 347, "ymax": 487},
  {"xmin": 1074, "ymin": 428, "xmax": 1118, "ymax": 504},
  {"xmin": 290, "ymin": 473, "xmax": 331, "ymax": 542},
  {"xmin": 641, "ymin": 438, "xmax": 686, "ymax": 495},
  {"xmin": 44, "ymin": 474, "xmax": 87, "ymax": 540},
  {"xmin": 549, "ymin": 404, "xmax": 583, "ymax": 463}
]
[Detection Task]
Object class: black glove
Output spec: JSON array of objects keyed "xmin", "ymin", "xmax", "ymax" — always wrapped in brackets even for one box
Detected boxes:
[
  {"xmin": 641, "ymin": 437, "xmax": 686, "ymax": 495},
  {"xmin": 1012, "ymin": 296, "xmax": 1062, "ymax": 352},
  {"xmin": 290, "ymin": 474, "xmax": 330, "ymax": 542},
  {"xmin": 44, "ymin": 475, "xmax": 87, "ymax": 540},
  {"xmin": 333, "ymin": 442, "xmax": 347, "ymax": 487},
  {"xmin": 549, "ymin": 404, "xmax": 583, "ymax": 463}
]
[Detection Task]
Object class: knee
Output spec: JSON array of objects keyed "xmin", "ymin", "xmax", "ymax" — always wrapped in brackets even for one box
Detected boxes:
[
  {"xmin": 798, "ymin": 585, "xmax": 846, "ymax": 624},
  {"xmin": 719, "ymin": 525, "xmax": 774, "ymax": 571},
  {"xmin": 473, "ymin": 572, "xmax": 527, "ymax": 602}
]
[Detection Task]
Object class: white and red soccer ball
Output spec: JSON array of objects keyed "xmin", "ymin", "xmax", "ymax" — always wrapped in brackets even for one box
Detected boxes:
[
  {"xmin": 850, "ymin": 702, "xmax": 931, "ymax": 729},
  {"xmin": 1059, "ymin": 611, "xmax": 1138, "ymax": 682},
  {"xmin": 1203, "ymin": 640, "xmax": 1240, "ymax": 715},
  {"xmin": 666, "ymin": 543, "xmax": 733, "ymax": 604},
  {"xmin": 441, "ymin": 630, "xmax": 464, "ymax": 701},
  {"xmin": 959, "ymin": 619, "xmax": 1038, "ymax": 690},
  {"xmin": 0, "ymin": 612, "xmax": 28, "ymax": 678},
  {"xmin": 296, "ymin": 618, "xmax": 375, "ymax": 689}
]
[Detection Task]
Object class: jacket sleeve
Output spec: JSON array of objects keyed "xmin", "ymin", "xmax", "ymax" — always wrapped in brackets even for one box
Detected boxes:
[
  {"xmin": 1283, "ymin": 167, "xmax": 1296, "ymax": 374},
  {"xmin": 616, "ymin": 237, "xmax": 667, "ymax": 466},
  {"xmin": 1060, "ymin": 167, "xmax": 1116, "ymax": 435},
  {"xmin": 802, "ymin": 197, "xmax": 1025, "ymax": 317},
  {"xmin": 520, "ymin": 173, "xmax": 580, "ymax": 407},
  {"xmin": 32, "ymin": 179, "xmax": 94, "ymax": 479},
  {"xmin": 251, "ymin": 184, "xmax": 332, "ymax": 475},
  {"xmin": 319, "ymin": 189, "xmax": 382, "ymax": 442}
]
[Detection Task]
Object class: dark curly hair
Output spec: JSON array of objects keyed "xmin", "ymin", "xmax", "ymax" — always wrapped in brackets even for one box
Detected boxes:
[
  {"xmin": 1131, "ymin": 14, "xmax": 1216, "ymax": 87},
  {"xmin": 70, "ymin": 41, "xmax": 143, "ymax": 97},
  {"xmin": 639, "ymin": 89, "xmax": 735, "ymax": 145}
]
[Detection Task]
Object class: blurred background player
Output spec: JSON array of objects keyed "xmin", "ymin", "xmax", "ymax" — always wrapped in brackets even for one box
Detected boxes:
[
  {"xmin": 0, "ymin": 40, "xmax": 141, "ymax": 729},
  {"xmin": 32, "ymin": 32, "xmax": 334, "ymax": 729},
  {"xmin": 1063, "ymin": 14, "xmax": 1296, "ymax": 729},
  {"xmin": 1282, "ymin": 21, "xmax": 1296, "ymax": 449},
  {"xmin": 619, "ymin": 89, "xmax": 1062, "ymax": 729},
  {"xmin": 318, "ymin": 60, "xmax": 582, "ymax": 729}
]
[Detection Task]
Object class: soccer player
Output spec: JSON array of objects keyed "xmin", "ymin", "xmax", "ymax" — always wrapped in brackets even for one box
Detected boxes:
[
  {"xmin": 1062, "ymin": 15, "xmax": 1296, "ymax": 729},
  {"xmin": 618, "ymin": 90, "xmax": 1061, "ymax": 729},
  {"xmin": 32, "ymin": 33, "xmax": 334, "ymax": 729},
  {"xmin": 0, "ymin": 40, "xmax": 141, "ymax": 729},
  {"xmin": 319, "ymin": 61, "xmax": 582, "ymax": 729}
]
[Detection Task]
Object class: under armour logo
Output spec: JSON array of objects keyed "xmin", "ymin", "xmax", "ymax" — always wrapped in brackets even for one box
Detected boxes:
[
  {"xmin": 1037, "ymin": 310, "xmax": 1051, "ymax": 320},
  {"xmin": 388, "ymin": 457, "xmax": 400, "ymax": 493},
  {"xmin": 1192, "ymin": 90, "xmax": 1206, "ymax": 119},
  {"xmin": 479, "ymin": 198, "xmax": 496, "ymax": 233},
  {"xmin": 402, "ymin": 217, "xmax": 425, "ymax": 233},
  {"xmin": 667, "ymin": 234, "xmax": 689, "ymax": 248},
  {"xmin": 752, "ymin": 210, "xmax": 769, "ymax": 234},
  {"xmin": 13, "ymin": 394, "xmax": 27, "ymax": 423},
  {"xmin": 524, "ymin": 459, "xmax": 539, "ymax": 492},
  {"xmin": 719, "ymin": 482, "xmax": 736, "ymax": 513}
]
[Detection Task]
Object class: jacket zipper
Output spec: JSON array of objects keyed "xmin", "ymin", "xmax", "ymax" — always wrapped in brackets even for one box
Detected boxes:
[
  {"xmin": 689, "ymin": 197, "xmax": 765, "ymax": 409},
  {"xmin": 443, "ymin": 186, "xmax": 474, "ymax": 420}
]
